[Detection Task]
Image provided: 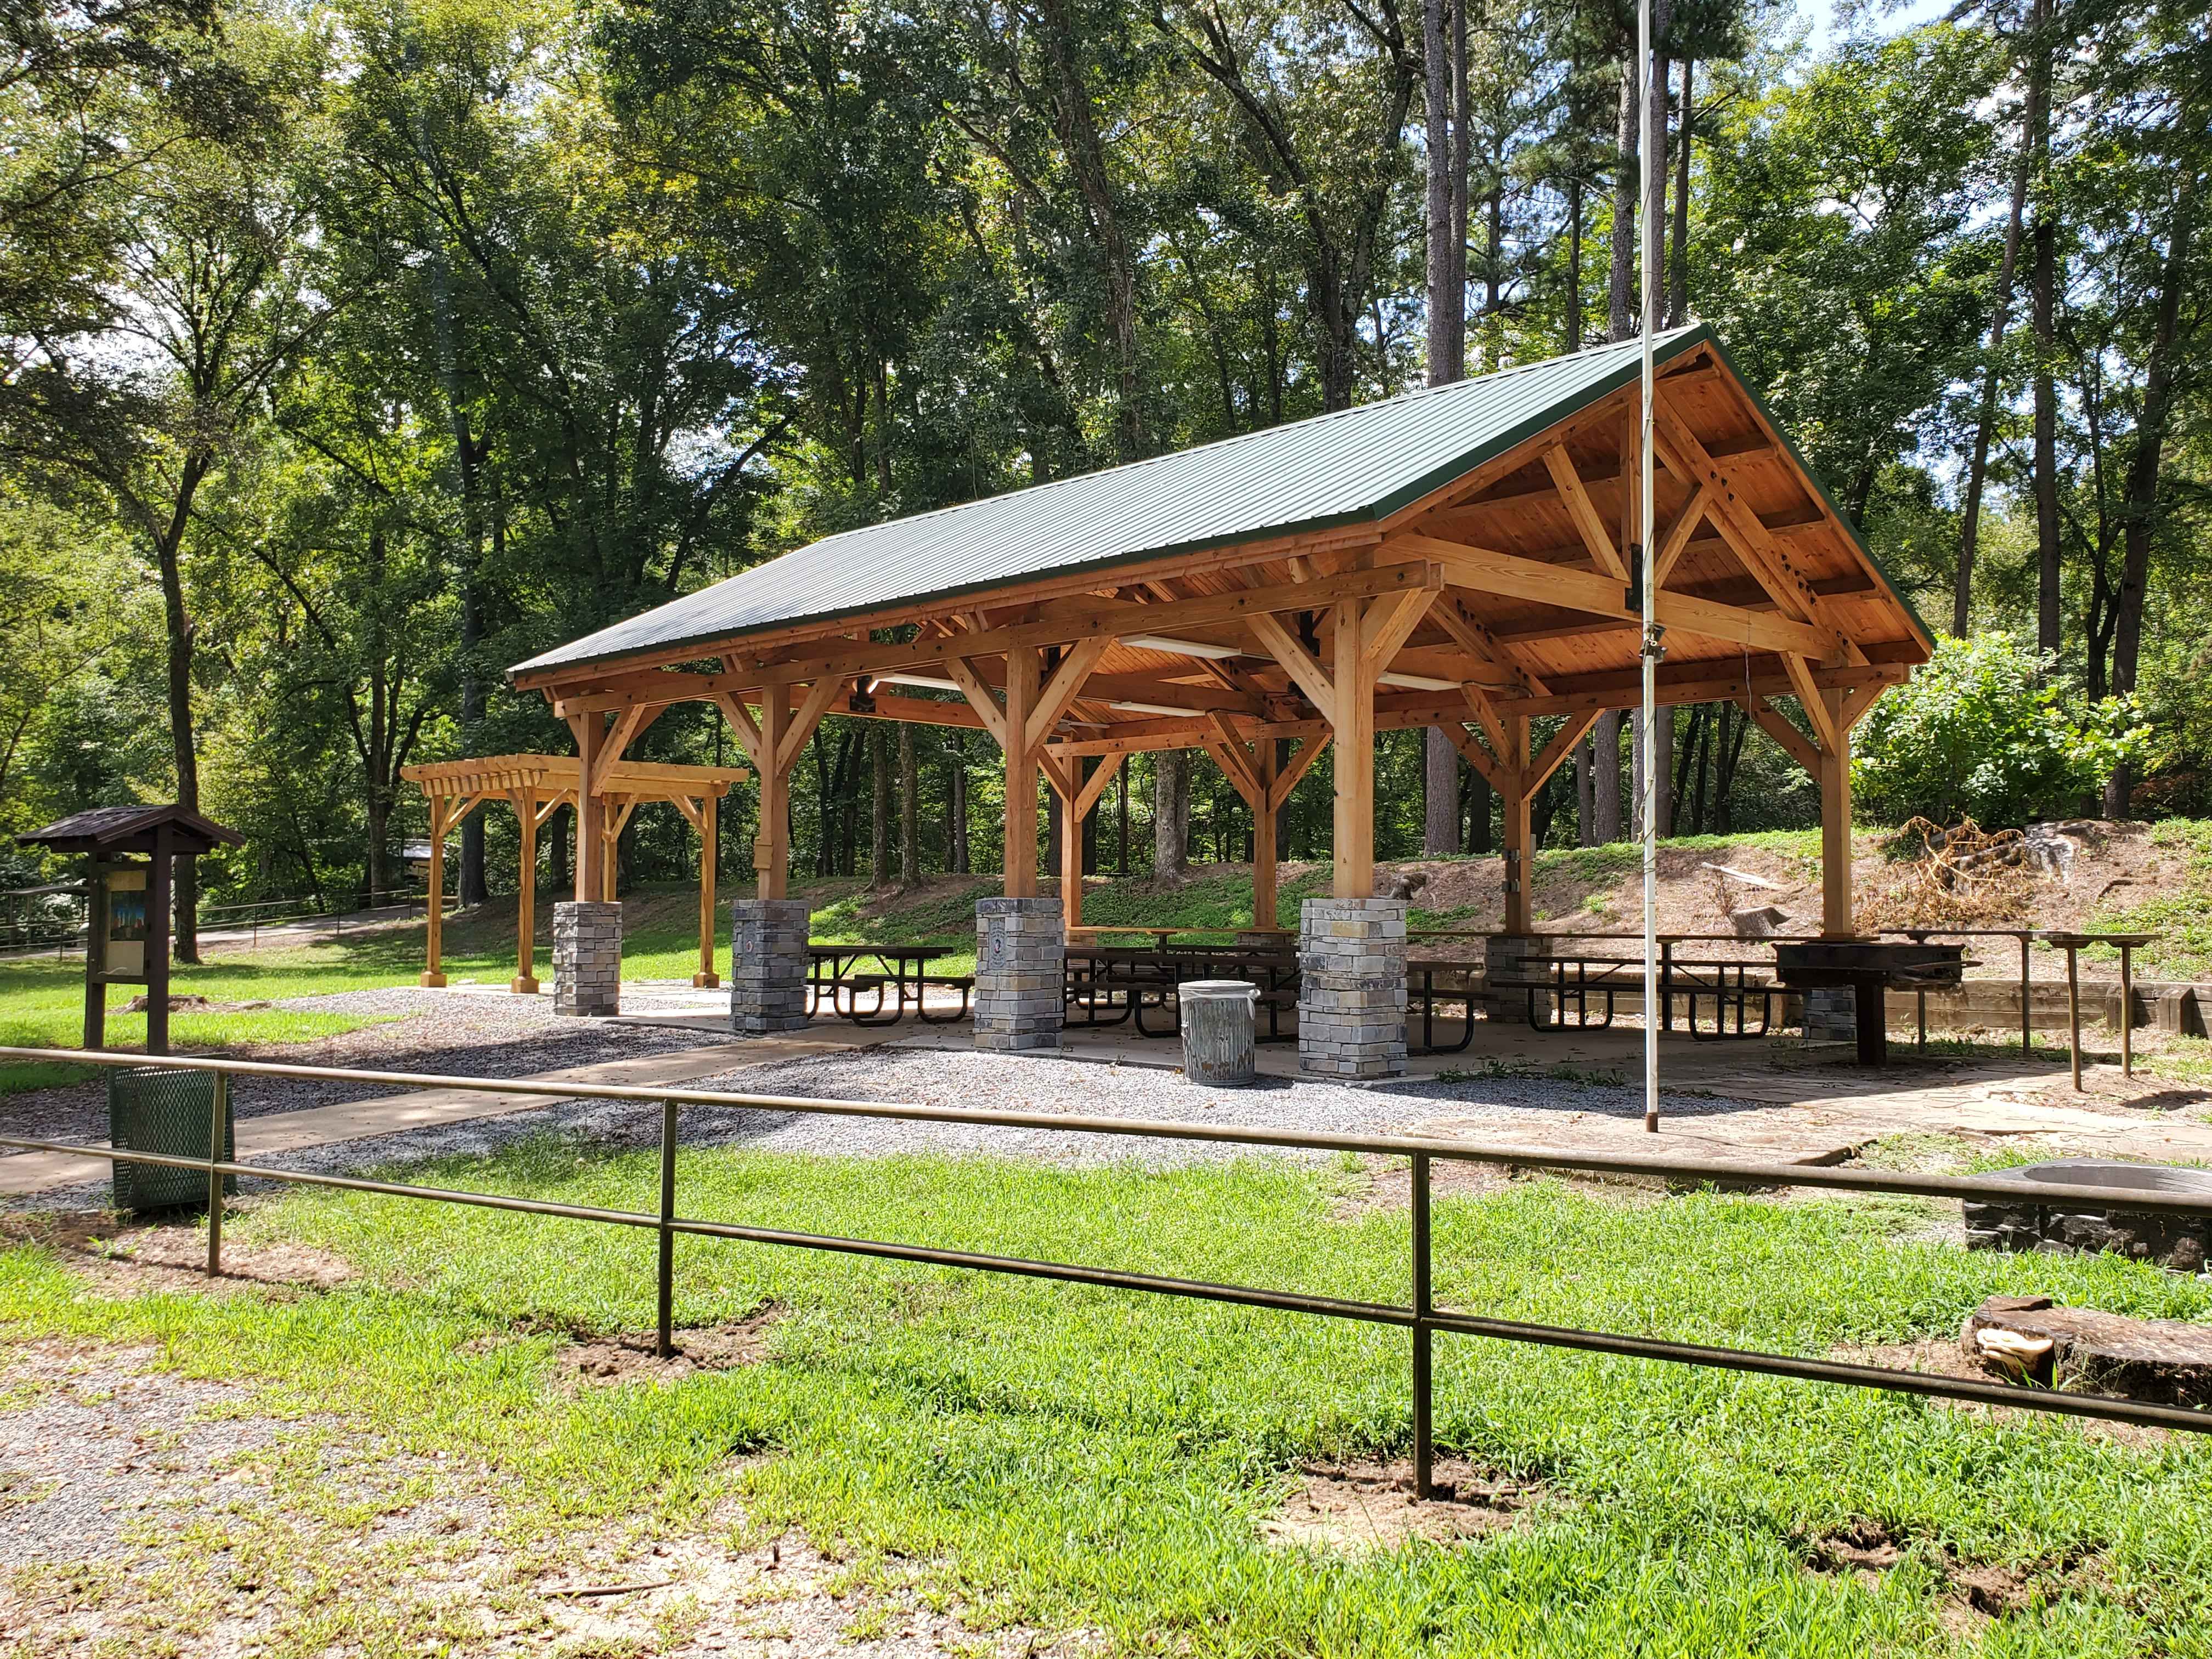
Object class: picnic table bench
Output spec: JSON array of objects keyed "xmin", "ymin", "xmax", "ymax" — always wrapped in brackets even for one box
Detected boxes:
[
  {"xmin": 1065, "ymin": 943, "xmax": 1300, "ymax": 1040},
  {"xmin": 806, "ymin": 943, "xmax": 971, "ymax": 1026}
]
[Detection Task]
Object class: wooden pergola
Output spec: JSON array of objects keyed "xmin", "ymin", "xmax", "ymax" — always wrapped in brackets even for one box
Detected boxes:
[
  {"xmin": 507, "ymin": 329, "xmax": 1932, "ymax": 937},
  {"xmin": 399, "ymin": 753, "xmax": 751, "ymax": 992}
]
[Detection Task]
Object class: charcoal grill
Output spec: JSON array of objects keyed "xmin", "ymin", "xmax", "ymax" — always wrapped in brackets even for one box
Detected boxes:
[{"xmin": 1773, "ymin": 939, "xmax": 1967, "ymax": 1065}]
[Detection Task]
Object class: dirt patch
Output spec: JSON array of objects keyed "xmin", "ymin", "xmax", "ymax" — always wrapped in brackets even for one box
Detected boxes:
[
  {"xmin": 1798, "ymin": 1516, "xmax": 2076, "ymax": 1632},
  {"xmin": 1830, "ymin": 1339, "xmax": 2174, "ymax": 1451},
  {"xmin": 0, "ymin": 1210, "xmax": 354, "ymax": 1296},
  {"xmin": 548, "ymin": 1308, "xmax": 782, "ymax": 1387},
  {"xmin": 1260, "ymin": 1458, "xmax": 1548, "ymax": 1551},
  {"xmin": 0, "ymin": 1339, "xmax": 1084, "ymax": 1657}
]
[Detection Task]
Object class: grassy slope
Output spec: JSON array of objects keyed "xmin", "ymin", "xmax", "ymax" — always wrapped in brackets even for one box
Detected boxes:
[{"xmin": 4, "ymin": 1146, "xmax": 2211, "ymax": 1655}]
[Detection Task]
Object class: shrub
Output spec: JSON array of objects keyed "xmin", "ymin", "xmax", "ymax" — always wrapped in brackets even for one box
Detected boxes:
[{"xmin": 1851, "ymin": 635, "xmax": 2148, "ymax": 828}]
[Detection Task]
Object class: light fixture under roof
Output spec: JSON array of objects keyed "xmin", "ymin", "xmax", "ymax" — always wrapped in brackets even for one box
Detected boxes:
[
  {"xmin": 1377, "ymin": 670, "xmax": 1462, "ymax": 692},
  {"xmin": 1122, "ymin": 633, "xmax": 1247, "ymax": 661},
  {"xmin": 872, "ymin": 673, "xmax": 964, "ymax": 693},
  {"xmin": 1108, "ymin": 699, "xmax": 1206, "ymax": 719}
]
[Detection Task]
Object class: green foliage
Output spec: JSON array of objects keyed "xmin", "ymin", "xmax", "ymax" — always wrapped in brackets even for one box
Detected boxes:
[{"xmin": 1852, "ymin": 636, "xmax": 2151, "ymax": 828}]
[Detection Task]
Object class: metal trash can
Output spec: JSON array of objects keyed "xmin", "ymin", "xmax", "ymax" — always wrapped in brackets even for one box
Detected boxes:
[
  {"xmin": 1180, "ymin": 980, "xmax": 1260, "ymax": 1087},
  {"xmin": 107, "ymin": 1066, "xmax": 232, "ymax": 1213}
]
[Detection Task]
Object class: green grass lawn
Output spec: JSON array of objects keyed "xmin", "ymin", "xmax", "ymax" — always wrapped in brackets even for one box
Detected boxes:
[{"xmin": 5, "ymin": 1143, "xmax": 2211, "ymax": 1655}]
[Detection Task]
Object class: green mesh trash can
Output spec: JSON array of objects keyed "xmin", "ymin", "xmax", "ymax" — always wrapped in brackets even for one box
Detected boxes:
[{"xmin": 106, "ymin": 1067, "xmax": 233, "ymax": 1213}]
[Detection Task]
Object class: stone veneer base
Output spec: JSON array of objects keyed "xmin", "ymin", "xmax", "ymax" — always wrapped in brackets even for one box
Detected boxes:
[
  {"xmin": 975, "ymin": 896, "xmax": 1064, "ymax": 1052},
  {"xmin": 552, "ymin": 901, "xmax": 622, "ymax": 1017},
  {"xmin": 729, "ymin": 898, "xmax": 812, "ymax": 1035},
  {"xmin": 1298, "ymin": 897, "xmax": 1407, "ymax": 1079}
]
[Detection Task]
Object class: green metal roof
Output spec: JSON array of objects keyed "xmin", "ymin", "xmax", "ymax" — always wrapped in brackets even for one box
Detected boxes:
[{"xmin": 513, "ymin": 326, "xmax": 1713, "ymax": 680}]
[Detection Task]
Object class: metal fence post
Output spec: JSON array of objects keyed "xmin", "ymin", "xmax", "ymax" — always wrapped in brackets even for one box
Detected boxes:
[
  {"xmin": 206, "ymin": 1073, "xmax": 227, "ymax": 1277},
  {"xmin": 1410, "ymin": 1152, "xmax": 1433, "ymax": 1500},
  {"xmin": 657, "ymin": 1100, "xmax": 679, "ymax": 1358}
]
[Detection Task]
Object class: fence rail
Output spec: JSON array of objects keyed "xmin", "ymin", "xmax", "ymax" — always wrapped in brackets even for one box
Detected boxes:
[{"xmin": 4, "ymin": 1043, "xmax": 2209, "ymax": 1490}]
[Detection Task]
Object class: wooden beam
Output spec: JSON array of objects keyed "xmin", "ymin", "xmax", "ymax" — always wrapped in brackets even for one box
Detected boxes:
[
  {"xmin": 1838, "ymin": 681, "xmax": 1886, "ymax": 732},
  {"xmin": 1331, "ymin": 595, "xmax": 1375, "ymax": 898},
  {"xmin": 1649, "ymin": 398, "xmax": 1861, "ymax": 662},
  {"xmin": 694, "ymin": 793, "xmax": 718, "ymax": 988},
  {"xmin": 1459, "ymin": 684, "xmax": 1509, "ymax": 757},
  {"xmin": 1003, "ymin": 645, "xmax": 1040, "ymax": 896},
  {"xmin": 1025, "ymin": 636, "xmax": 1113, "ymax": 753},
  {"xmin": 590, "ymin": 704, "xmax": 657, "ymax": 796},
  {"xmin": 1428, "ymin": 595, "xmax": 1547, "ymax": 696},
  {"xmin": 1201, "ymin": 711, "xmax": 1266, "ymax": 805},
  {"xmin": 776, "ymin": 678, "xmax": 844, "ymax": 778},
  {"xmin": 943, "ymin": 656, "xmax": 1011, "ymax": 752},
  {"xmin": 511, "ymin": 788, "xmax": 539, "ymax": 994},
  {"xmin": 1270, "ymin": 733, "xmax": 1330, "ymax": 809},
  {"xmin": 1746, "ymin": 697, "xmax": 1820, "ymax": 775},
  {"xmin": 1651, "ymin": 482, "xmax": 1713, "ymax": 587},
  {"xmin": 1358, "ymin": 585, "xmax": 1440, "ymax": 682},
  {"xmin": 1819, "ymin": 689, "xmax": 1854, "ymax": 937},
  {"xmin": 1245, "ymin": 611, "xmax": 1339, "ymax": 725},
  {"xmin": 1521, "ymin": 709, "xmax": 1601, "ymax": 798},
  {"xmin": 713, "ymin": 693, "xmax": 766, "ymax": 770},
  {"xmin": 1440, "ymin": 720, "xmax": 1511, "ymax": 796},
  {"xmin": 1501, "ymin": 715, "xmax": 1533, "ymax": 933},
  {"xmin": 1781, "ymin": 653, "xmax": 1843, "ymax": 754},
  {"xmin": 1390, "ymin": 532, "xmax": 1837, "ymax": 658},
  {"xmin": 1543, "ymin": 444, "xmax": 1630, "ymax": 582},
  {"xmin": 1073, "ymin": 750, "xmax": 1127, "ymax": 818},
  {"xmin": 737, "ymin": 562, "xmax": 1438, "ymax": 693}
]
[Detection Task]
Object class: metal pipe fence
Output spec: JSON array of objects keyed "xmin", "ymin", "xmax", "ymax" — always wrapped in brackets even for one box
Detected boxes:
[{"xmin": 4, "ymin": 1044, "xmax": 2211, "ymax": 1494}]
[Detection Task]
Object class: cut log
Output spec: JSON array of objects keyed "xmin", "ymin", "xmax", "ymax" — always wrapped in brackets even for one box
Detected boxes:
[{"xmin": 1961, "ymin": 1294, "xmax": 2212, "ymax": 1407}]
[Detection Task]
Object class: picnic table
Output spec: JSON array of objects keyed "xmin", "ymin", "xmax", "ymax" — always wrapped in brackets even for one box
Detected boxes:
[
  {"xmin": 1065, "ymin": 939, "xmax": 1300, "ymax": 1040},
  {"xmin": 806, "ymin": 943, "xmax": 969, "ymax": 1026}
]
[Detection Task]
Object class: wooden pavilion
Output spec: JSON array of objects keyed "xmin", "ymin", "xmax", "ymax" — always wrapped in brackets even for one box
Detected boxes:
[
  {"xmin": 399, "ymin": 753, "xmax": 749, "ymax": 992},
  {"xmin": 510, "ymin": 328, "xmax": 1929, "ymax": 945}
]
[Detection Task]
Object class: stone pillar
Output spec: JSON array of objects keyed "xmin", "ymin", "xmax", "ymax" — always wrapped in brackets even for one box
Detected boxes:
[
  {"xmin": 975, "ymin": 896, "xmax": 1063, "ymax": 1051},
  {"xmin": 1299, "ymin": 897, "xmax": 1407, "ymax": 1079},
  {"xmin": 1801, "ymin": 988, "xmax": 1855, "ymax": 1044},
  {"xmin": 728, "ymin": 898, "xmax": 811, "ymax": 1035},
  {"xmin": 1482, "ymin": 933, "xmax": 1545, "ymax": 1025},
  {"xmin": 552, "ymin": 900, "xmax": 622, "ymax": 1017}
]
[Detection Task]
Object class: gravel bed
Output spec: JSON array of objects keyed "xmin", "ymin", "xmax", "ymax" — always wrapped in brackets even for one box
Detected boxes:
[
  {"xmin": 29, "ymin": 1046, "xmax": 1757, "ymax": 1209},
  {"xmin": 1, "ymin": 988, "xmax": 728, "ymax": 1152}
]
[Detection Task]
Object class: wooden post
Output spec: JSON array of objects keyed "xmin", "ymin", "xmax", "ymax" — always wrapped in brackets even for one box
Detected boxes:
[
  {"xmin": 1254, "ymin": 739, "xmax": 1279, "ymax": 929},
  {"xmin": 1004, "ymin": 646, "xmax": 1040, "ymax": 897},
  {"xmin": 695, "ymin": 793, "xmax": 719, "ymax": 988},
  {"xmin": 146, "ymin": 827, "xmax": 172, "ymax": 1057},
  {"xmin": 757, "ymin": 695, "xmax": 789, "ymax": 899},
  {"xmin": 83, "ymin": 861, "xmax": 109, "ymax": 1051},
  {"xmin": 1818, "ymin": 690, "xmax": 1853, "ymax": 938},
  {"xmin": 1330, "ymin": 598, "xmax": 1375, "ymax": 898},
  {"xmin": 1058, "ymin": 763, "xmax": 1085, "ymax": 927},
  {"xmin": 570, "ymin": 714, "xmax": 607, "ymax": 903},
  {"xmin": 1502, "ymin": 716, "xmax": 1532, "ymax": 934},
  {"xmin": 601, "ymin": 809, "xmax": 619, "ymax": 902},
  {"xmin": 512, "ymin": 792, "xmax": 539, "ymax": 993},
  {"xmin": 421, "ymin": 797, "xmax": 449, "ymax": 986}
]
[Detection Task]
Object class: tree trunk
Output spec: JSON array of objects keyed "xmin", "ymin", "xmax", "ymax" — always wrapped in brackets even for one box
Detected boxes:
[
  {"xmin": 1566, "ymin": 176, "xmax": 1584, "ymax": 352},
  {"xmin": 2103, "ymin": 162, "xmax": 2196, "ymax": 817},
  {"xmin": 1954, "ymin": 9, "xmax": 2040, "ymax": 636},
  {"xmin": 1668, "ymin": 57, "xmax": 1692, "ymax": 327},
  {"xmin": 1593, "ymin": 711, "xmax": 1624, "ymax": 842},
  {"xmin": 900, "ymin": 723, "xmax": 919, "ymax": 883},
  {"xmin": 1424, "ymin": 729, "xmax": 1459, "ymax": 853},
  {"xmin": 153, "ymin": 452, "xmax": 208, "ymax": 962},
  {"xmin": 1153, "ymin": 750, "xmax": 1188, "ymax": 881},
  {"xmin": 947, "ymin": 732, "xmax": 969, "ymax": 874},
  {"xmin": 1422, "ymin": 0, "xmax": 1465, "ymax": 852},
  {"xmin": 1576, "ymin": 738, "xmax": 1595, "ymax": 845},
  {"xmin": 870, "ymin": 725, "xmax": 890, "ymax": 886},
  {"xmin": 2032, "ymin": 204, "xmax": 2062, "ymax": 658},
  {"xmin": 1608, "ymin": 54, "xmax": 1639, "ymax": 342}
]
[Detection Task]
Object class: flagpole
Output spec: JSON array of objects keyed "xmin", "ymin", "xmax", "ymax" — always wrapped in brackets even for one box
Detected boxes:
[{"xmin": 1638, "ymin": 0, "xmax": 1662, "ymax": 1134}]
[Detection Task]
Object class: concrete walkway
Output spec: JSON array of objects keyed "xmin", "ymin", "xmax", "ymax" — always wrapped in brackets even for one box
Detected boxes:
[{"xmin": 0, "ymin": 1028, "xmax": 862, "ymax": 1195}]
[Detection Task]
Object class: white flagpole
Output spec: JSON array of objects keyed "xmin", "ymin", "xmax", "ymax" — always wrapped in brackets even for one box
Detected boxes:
[{"xmin": 1638, "ymin": 0, "xmax": 1662, "ymax": 1135}]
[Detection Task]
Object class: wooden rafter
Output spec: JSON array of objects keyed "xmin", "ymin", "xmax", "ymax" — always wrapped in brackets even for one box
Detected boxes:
[
  {"xmin": 1746, "ymin": 696, "xmax": 1821, "ymax": 774},
  {"xmin": 1542, "ymin": 444, "xmax": 1630, "ymax": 582},
  {"xmin": 1780, "ymin": 654, "xmax": 1844, "ymax": 753}
]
